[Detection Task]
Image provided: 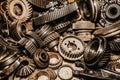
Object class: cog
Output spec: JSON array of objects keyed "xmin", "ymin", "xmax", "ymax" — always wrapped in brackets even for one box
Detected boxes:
[{"xmin": 6, "ymin": 0, "xmax": 32, "ymax": 23}]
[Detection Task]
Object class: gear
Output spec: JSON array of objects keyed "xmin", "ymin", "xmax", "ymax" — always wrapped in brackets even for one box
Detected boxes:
[
  {"xmin": 84, "ymin": 36, "xmax": 110, "ymax": 69},
  {"xmin": 9, "ymin": 21, "xmax": 28, "ymax": 41},
  {"xmin": 48, "ymin": 52, "xmax": 63, "ymax": 69},
  {"xmin": 16, "ymin": 56, "xmax": 36, "ymax": 77},
  {"xmin": 43, "ymin": 32, "xmax": 60, "ymax": 47},
  {"xmin": 58, "ymin": 35, "xmax": 84, "ymax": 61},
  {"xmin": 100, "ymin": 0, "xmax": 120, "ymax": 26},
  {"xmin": 53, "ymin": 21, "xmax": 71, "ymax": 33},
  {"xmin": 33, "ymin": 2, "xmax": 78, "ymax": 26},
  {"xmin": 33, "ymin": 49, "xmax": 49, "ymax": 68},
  {"xmin": 6, "ymin": 0, "xmax": 32, "ymax": 23}
]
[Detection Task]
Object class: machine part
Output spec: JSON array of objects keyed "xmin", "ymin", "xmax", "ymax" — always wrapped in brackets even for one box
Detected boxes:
[
  {"xmin": 46, "ymin": 1, "xmax": 59, "ymax": 9},
  {"xmin": 36, "ymin": 70, "xmax": 50, "ymax": 80},
  {"xmin": 0, "ymin": 37, "xmax": 9, "ymax": 53},
  {"xmin": 112, "ymin": 63, "xmax": 120, "ymax": 73},
  {"xmin": 100, "ymin": 1, "xmax": 120, "ymax": 26},
  {"xmin": 37, "ymin": 25, "xmax": 55, "ymax": 40},
  {"xmin": 33, "ymin": 2, "xmax": 78, "ymax": 26},
  {"xmin": 109, "ymin": 37, "xmax": 120, "ymax": 52},
  {"xmin": 84, "ymin": 36, "xmax": 110, "ymax": 69},
  {"xmin": 58, "ymin": 65, "xmax": 73, "ymax": 80},
  {"xmin": 43, "ymin": 32, "xmax": 60, "ymax": 47},
  {"xmin": 33, "ymin": 25, "xmax": 60, "ymax": 51},
  {"xmin": 16, "ymin": 56, "xmax": 36, "ymax": 77},
  {"xmin": 75, "ymin": 61, "xmax": 86, "ymax": 72},
  {"xmin": 53, "ymin": 21, "xmax": 71, "ymax": 33},
  {"xmin": 94, "ymin": 21, "xmax": 120, "ymax": 38},
  {"xmin": 73, "ymin": 70, "xmax": 109, "ymax": 80},
  {"xmin": 9, "ymin": 21, "xmax": 28, "ymax": 41},
  {"xmin": 79, "ymin": 0, "xmax": 100, "ymax": 22},
  {"xmin": 101, "ymin": 69, "xmax": 120, "ymax": 79},
  {"xmin": 76, "ymin": 31, "xmax": 94, "ymax": 41},
  {"xmin": 0, "ymin": 58, "xmax": 20, "ymax": 78},
  {"xmin": 72, "ymin": 21, "xmax": 95, "ymax": 30},
  {"xmin": 33, "ymin": 49, "xmax": 49, "ymax": 68},
  {"xmin": 0, "ymin": 52, "xmax": 19, "ymax": 70},
  {"xmin": 7, "ymin": 0, "xmax": 32, "ymax": 23},
  {"xmin": 46, "ymin": 68, "xmax": 57, "ymax": 80},
  {"xmin": 48, "ymin": 52, "xmax": 63, "ymax": 69},
  {"xmin": 18, "ymin": 36, "xmax": 38, "ymax": 56},
  {"xmin": 109, "ymin": 53, "xmax": 120, "ymax": 64},
  {"xmin": 26, "ymin": 25, "xmax": 56, "ymax": 48},
  {"xmin": 58, "ymin": 35, "xmax": 84, "ymax": 61},
  {"xmin": 27, "ymin": 0, "xmax": 58, "ymax": 9},
  {"xmin": 26, "ymin": 31, "xmax": 43, "ymax": 48}
]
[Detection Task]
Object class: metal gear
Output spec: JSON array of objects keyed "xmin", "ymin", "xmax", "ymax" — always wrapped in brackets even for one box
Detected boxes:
[
  {"xmin": 16, "ymin": 56, "xmax": 36, "ymax": 77},
  {"xmin": 33, "ymin": 49, "xmax": 49, "ymax": 68},
  {"xmin": 6, "ymin": 0, "xmax": 32, "ymax": 23},
  {"xmin": 58, "ymin": 35, "xmax": 84, "ymax": 61},
  {"xmin": 100, "ymin": 0, "xmax": 120, "ymax": 26},
  {"xmin": 84, "ymin": 36, "xmax": 110, "ymax": 69}
]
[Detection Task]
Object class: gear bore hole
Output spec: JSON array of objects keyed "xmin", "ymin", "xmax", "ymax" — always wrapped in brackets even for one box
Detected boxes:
[
  {"xmin": 67, "ymin": 41, "xmax": 77, "ymax": 51},
  {"xmin": 41, "ymin": 53, "xmax": 47, "ymax": 60},
  {"xmin": 14, "ymin": 4, "xmax": 23, "ymax": 16},
  {"xmin": 109, "ymin": 7, "xmax": 118, "ymax": 16},
  {"xmin": 21, "ymin": 60, "xmax": 29, "ymax": 66}
]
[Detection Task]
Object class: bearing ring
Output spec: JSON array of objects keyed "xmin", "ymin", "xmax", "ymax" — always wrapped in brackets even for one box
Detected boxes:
[{"xmin": 48, "ymin": 52, "xmax": 63, "ymax": 69}]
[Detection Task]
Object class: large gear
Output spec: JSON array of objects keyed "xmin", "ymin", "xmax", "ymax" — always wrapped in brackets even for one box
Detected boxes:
[
  {"xmin": 6, "ymin": 0, "xmax": 32, "ymax": 23},
  {"xmin": 58, "ymin": 35, "xmax": 84, "ymax": 61}
]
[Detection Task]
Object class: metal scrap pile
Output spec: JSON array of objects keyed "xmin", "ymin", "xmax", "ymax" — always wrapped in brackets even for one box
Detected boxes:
[{"xmin": 0, "ymin": 0, "xmax": 120, "ymax": 80}]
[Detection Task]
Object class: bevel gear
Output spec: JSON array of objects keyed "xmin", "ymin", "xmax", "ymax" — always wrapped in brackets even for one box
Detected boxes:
[
  {"xmin": 58, "ymin": 35, "xmax": 84, "ymax": 61},
  {"xmin": 6, "ymin": 0, "xmax": 32, "ymax": 23},
  {"xmin": 16, "ymin": 56, "xmax": 36, "ymax": 77}
]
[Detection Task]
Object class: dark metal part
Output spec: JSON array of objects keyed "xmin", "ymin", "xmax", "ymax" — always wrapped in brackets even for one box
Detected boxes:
[{"xmin": 33, "ymin": 2, "xmax": 78, "ymax": 26}]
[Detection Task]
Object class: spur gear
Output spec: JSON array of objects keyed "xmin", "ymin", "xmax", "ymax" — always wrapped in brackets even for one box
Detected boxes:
[{"xmin": 6, "ymin": 0, "xmax": 32, "ymax": 23}]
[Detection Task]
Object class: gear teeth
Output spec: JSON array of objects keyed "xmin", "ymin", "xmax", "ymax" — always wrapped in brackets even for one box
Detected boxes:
[
  {"xmin": 6, "ymin": 0, "xmax": 32, "ymax": 23},
  {"xmin": 109, "ymin": 54, "xmax": 120, "ymax": 64},
  {"xmin": 59, "ymin": 35, "xmax": 84, "ymax": 61},
  {"xmin": 16, "ymin": 57, "xmax": 36, "ymax": 77},
  {"xmin": 109, "ymin": 38, "xmax": 120, "ymax": 52},
  {"xmin": 43, "ymin": 32, "xmax": 60, "ymax": 46}
]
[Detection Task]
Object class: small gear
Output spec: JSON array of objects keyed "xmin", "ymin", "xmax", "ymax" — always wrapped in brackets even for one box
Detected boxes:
[
  {"xmin": 16, "ymin": 56, "xmax": 36, "ymax": 77},
  {"xmin": 6, "ymin": 0, "xmax": 32, "ymax": 23},
  {"xmin": 58, "ymin": 35, "xmax": 84, "ymax": 61},
  {"xmin": 43, "ymin": 32, "xmax": 60, "ymax": 47},
  {"xmin": 33, "ymin": 49, "xmax": 49, "ymax": 68},
  {"xmin": 53, "ymin": 21, "xmax": 71, "ymax": 33}
]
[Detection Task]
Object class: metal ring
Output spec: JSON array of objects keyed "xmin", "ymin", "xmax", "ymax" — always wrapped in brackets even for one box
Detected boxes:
[
  {"xmin": 58, "ymin": 65, "xmax": 73, "ymax": 80},
  {"xmin": 48, "ymin": 52, "xmax": 63, "ymax": 69},
  {"xmin": 36, "ymin": 70, "xmax": 51, "ymax": 80}
]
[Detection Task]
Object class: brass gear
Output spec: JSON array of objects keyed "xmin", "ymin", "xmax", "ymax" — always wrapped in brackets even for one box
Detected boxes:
[{"xmin": 6, "ymin": 0, "xmax": 32, "ymax": 23}]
